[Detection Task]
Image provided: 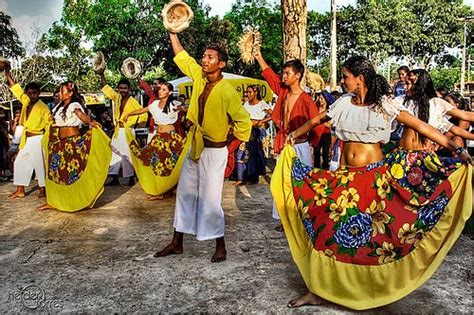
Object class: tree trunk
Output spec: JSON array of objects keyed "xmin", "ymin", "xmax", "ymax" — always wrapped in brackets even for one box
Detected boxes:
[{"xmin": 281, "ymin": 0, "xmax": 307, "ymax": 64}]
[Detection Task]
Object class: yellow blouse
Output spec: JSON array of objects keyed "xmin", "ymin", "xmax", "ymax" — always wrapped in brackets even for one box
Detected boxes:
[
  {"xmin": 102, "ymin": 85, "xmax": 147, "ymax": 137},
  {"xmin": 10, "ymin": 84, "xmax": 52, "ymax": 149},
  {"xmin": 173, "ymin": 50, "xmax": 251, "ymax": 160}
]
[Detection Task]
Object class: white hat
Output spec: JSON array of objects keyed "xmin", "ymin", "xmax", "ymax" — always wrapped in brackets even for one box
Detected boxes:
[
  {"xmin": 237, "ymin": 27, "xmax": 262, "ymax": 65},
  {"xmin": 121, "ymin": 58, "xmax": 142, "ymax": 79},
  {"xmin": 305, "ymin": 71, "xmax": 325, "ymax": 92},
  {"xmin": 92, "ymin": 51, "xmax": 106, "ymax": 73},
  {"xmin": 162, "ymin": 0, "xmax": 194, "ymax": 33}
]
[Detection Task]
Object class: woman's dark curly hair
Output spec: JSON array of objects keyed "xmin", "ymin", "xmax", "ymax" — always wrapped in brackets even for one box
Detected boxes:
[
  {"xmin": 343, "ymin": 56, "xmax": 392, "ymax": 109},
  {"xmin": 53, "ymin": 81, "xmax": 85, "ymax": 119}
]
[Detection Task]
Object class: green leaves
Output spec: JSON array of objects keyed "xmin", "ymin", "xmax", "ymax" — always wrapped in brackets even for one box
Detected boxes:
[
  {"xmin": 308, "ymin": 0, "xmax": 473, "ymax": 71},
  {"xmin": 0, "ymin": 12, "xmax": 25, "ymax": 58}
]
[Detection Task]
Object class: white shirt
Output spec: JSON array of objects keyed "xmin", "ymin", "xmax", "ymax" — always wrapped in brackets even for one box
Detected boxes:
[
  {"xmin": 53, "ymin": 102, "xmax": 85, "ymax": 127},
  {"xmin": 328, "ymin": 94, "xmax": 408, "ymax": 144},
  {"xmin": 148, "ymin": 100, "xmax": 179, "ymax": 125},
  {"xmin": 243, "ymin": 100, "xmax": 271, "ymax": 120},
  {"xmin": 404, "ymin": 97, "xmax": 454, "ymax": 133}
]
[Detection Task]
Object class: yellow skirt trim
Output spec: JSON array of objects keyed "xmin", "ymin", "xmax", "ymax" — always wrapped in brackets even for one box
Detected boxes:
[
  {"xmin": 270, "ymin": 145, "xmax": 472, "ymax": 310},
  {"xmin": 43, "ymin": 128, "xmax": 112, "ymax": 212},
  {"xmin": 125, "ymin": 127, "xmax": 192, "ymax": 196}
]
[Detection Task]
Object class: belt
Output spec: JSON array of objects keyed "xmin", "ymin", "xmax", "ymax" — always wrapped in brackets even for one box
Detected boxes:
[
  {"xmin": 203, "ymin": 138, "xmax": 227, "ymax": 148},
  {"xmin": 25, "ymin": 131, "xmax": 43, "ymax": 137}
]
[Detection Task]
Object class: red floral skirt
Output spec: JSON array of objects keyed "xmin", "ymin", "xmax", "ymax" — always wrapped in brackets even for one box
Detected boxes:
[
  {"xmin": 47, "ymin": 128, "xmax": 92, "ymax": 185},
  {"xmin": 129, "ymin": 131, "xmax": 185, "ymax": 177}
]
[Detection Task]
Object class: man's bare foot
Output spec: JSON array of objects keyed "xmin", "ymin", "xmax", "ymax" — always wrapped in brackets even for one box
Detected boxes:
[
  {"xmin": 8, "ymin": 191, "xmax": 25, "ymax": 199},
  {"xmin": 288, "ymin": 291, "xmax": 323, "ymax": 308},
  {"xmin": 147, "ymin": 194, "xmax": 164, "ymax": 201},
  {"xmin": 211, "ymin": 237, "xmax": 226, "ymax": 263},
  {"xmin": 275, "ymin": 224, "xmax": 284, "ymax": 232},
  {"xmin": 233, "ymin": 180, "xmax": 243, "ymax": 186},
  {"xmin": 153, "ymin": 242, "xmax": 183, "ymax": 257},
  {"xmin": 38, "ymin": 188, "xmax": 46, "ymax": 199},
  {"xmin": 36, "ymin": 203, "xmax": 54, "ymax": 211}
]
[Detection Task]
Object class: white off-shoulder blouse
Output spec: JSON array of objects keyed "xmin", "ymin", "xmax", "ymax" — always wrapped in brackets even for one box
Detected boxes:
[
  {"xmin": 327, "ymin": 94, "xmax": 408, "ymax": 143},
  {"xmin": 148, "ymin": 100, "xmax": 180, "ymax": 125},
  {"xmin": 53, "ymin": 102, "xmax": 85, "ymax": 127}
]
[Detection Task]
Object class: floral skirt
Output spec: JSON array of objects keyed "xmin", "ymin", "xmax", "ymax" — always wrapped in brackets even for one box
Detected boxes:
[
  {"xmin": 270, "ymin": 145, "xmax": 471, "ymax": 310},
  {"xmin": 43, "ymin": 127, "xmax": 112, "ymax": 212},
  {"xmin": 126, "ymin": 128, "xmax": 191, "ymax": 196}
]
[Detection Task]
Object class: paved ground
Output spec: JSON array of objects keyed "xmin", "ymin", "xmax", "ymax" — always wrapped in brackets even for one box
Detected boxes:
[{"xmin": 0, "ymin": 178, "xmax": 472, "ymax": 313}]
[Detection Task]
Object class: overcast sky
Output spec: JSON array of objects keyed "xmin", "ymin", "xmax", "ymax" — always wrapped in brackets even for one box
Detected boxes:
[{"xmin": 1, "ymin": 0, "xmax": 473, "ymax": 47}]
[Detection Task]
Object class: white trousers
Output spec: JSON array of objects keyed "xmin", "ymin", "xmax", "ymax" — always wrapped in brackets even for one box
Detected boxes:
[
  {"xmin": 13, "ymin": 135, "xmax": 46, "ymax": 187},
  {"xmin": 173, "ymin": 147, "xmax": 228, "ymax": 241},
  {"xmin": 109, "ymin": 128, "xmax": 134, "ymax": 178},
  {"xmin": 272, "ymin": 142, "xmax": 313, "ymax": 220}
]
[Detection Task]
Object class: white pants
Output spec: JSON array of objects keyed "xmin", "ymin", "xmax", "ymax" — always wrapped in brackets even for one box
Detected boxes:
[
  {"xmin": 109, "ymin": 128, "xmax": 134, "ymax": 178},
  {"xmin": 173, "ymin": 147, "xmax": 228, "ymax": 241},
  {"xmin": 272, "ymin": 142, "xmax": 313, "ymax": 220},
  {"xmin": 13, "ymin": 135, "xmax": 46, "ymax": 187}
]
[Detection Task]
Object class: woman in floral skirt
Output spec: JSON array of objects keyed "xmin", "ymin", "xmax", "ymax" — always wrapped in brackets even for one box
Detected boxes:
[
  {"xmin": 387, "ymin": 68, "xmax": 474, "ymax": 200},
  {"xmin": 124, "ymin": 82, "xmax": 190, "ymax": 200},
  {"xmin": 37, "ymin": 81, "xmax": 111, "ymax": 211},
  {"xmin": 271, "ymin": 56, "xmax": 472, "ymax": 310}
]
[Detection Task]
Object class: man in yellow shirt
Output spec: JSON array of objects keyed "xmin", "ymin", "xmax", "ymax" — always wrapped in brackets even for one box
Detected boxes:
[
  {"xmin": 154, "ymin": 32, "xmax": 251, "ymax": 263},
  {"xmin": 96, "ymin": 71, "xmax": 147, "ymax": 186},
  {"xmin": 4, "ymin": 67, "xmax": 52, "ymax": 199}
]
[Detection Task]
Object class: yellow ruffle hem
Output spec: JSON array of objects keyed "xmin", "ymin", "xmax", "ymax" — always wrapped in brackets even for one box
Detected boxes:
[
  {"xmin": 125, "ymin": 127, "xmax": 192, "ymax": 196},
  {"xmin": 42, "ymin": 127, "xmax": 112, "ymax": 212},
  {"xmin": 270, "ymin": 145, "xmax": 472, "ymax": 310}
]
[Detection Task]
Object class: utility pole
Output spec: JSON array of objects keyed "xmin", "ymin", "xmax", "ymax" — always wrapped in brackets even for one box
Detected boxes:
[
  {"xmin": 460, "ymin": 16, "xmax": 474, "ymax": 96},
  {"xmin": 330, "ymin": 0, "xmax": 337, "ymax": 90}
]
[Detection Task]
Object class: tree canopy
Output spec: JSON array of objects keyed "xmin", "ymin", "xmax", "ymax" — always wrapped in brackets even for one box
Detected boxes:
[{"xmin": 0, "ymin": 11, "xmax": 25, "ymax": 58}]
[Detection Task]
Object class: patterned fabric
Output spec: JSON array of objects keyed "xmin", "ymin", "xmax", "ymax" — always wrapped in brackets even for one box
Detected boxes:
[
  {"xmin": 129, "ymin": 131, "xmax": 185, "ymax": 177},
  {"xmin": 47, "ymin": 128, "xmax": 92, "ymax": 185},
  {"xmin": 291, "ymin": 157, "xmax": 455, "ymax": 266},
  {"xmin": 385, "ymin": 148, "xmax": 461, "ymax": 200}
]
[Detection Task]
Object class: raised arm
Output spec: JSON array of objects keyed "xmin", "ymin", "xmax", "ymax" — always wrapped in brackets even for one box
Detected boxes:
[
  {"xmin": 254, "ymin": 50, "xmax": 269, "ymax": 72},
  {"xmin": 4, "ymin": 67, "xmax": 16, "ymax": 87},
  {"xmin": 169, "ymin": 32, "xmax": 184, "ymax": 56},
  {"xmin": 138, "ymin": 79, "xmax": 154, "ymax": 99},
  {"xmin": 98, "ymin": 72, "xmax": 107, "ymax": 88}
]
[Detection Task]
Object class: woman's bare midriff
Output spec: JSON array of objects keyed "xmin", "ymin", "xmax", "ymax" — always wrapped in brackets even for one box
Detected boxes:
[
  {"xmin": 398, "ymin": 128, "xmax": 432, "ymax": 151},
  {"xmin": 156, "ymin": 124, "xmax": 175, "ymax": 134},
  {"xmin": 341, "ymin": 142, "xmax": 384, "ymax": 167},
  {"xmin": 58, "ymin": 126, "xmax": 80, "ymax": 139}
]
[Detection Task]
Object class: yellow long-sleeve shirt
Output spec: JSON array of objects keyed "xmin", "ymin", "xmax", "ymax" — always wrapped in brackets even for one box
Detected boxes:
[
  {"xmin": 102, "ymin": 85, "xmax": 147, "ymax": 137},
  {"xmin": 173, "ymin": 50, "xmax": 251, "ymax": 160},
  {"xmin": 10, "ymin": 84, "xmax": 52, "ymax": 149}
]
